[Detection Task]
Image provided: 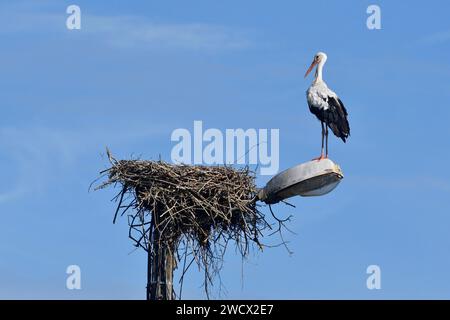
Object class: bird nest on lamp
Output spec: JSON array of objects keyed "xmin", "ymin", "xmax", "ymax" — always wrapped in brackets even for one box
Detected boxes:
[{"xmin": 95, "ymin": 150, "xmax": 289, "ymax": 299}]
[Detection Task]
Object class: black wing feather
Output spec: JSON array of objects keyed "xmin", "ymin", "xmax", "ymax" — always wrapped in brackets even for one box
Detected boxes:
[{"xmin": 321, "ymin": 96, "xmax": 350, "ymax": 142}]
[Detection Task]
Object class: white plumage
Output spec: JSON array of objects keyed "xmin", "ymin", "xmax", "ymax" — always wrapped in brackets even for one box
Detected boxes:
[{"xmin": 307, "ymin": 81, "xmax": 338, "ymax": 111}]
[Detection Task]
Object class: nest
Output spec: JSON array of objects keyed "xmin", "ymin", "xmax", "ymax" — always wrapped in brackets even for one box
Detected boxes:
[{"xmin": 96, "ymin": 151, "xmax": 290, "ymax": 299}]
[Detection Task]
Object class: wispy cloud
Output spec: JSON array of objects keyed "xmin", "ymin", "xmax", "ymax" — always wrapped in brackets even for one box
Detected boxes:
[
  {"xmin": 85, "ymin": 16, "xmax": 252, "ymax": 51},
  {"xmin": 351, "ymin": 175, "xmax": 450, "ymax": 193},
  {"xmin": 0, "ymin": 125, "xmax": 169, "ymax": 204},
  {"xmin": 418, "ymin": 30, "xmax": 450, "ymax": 46},
  {"xmin": 0, "ymin": 127, "xmax": 57, "ymax": 204},
  {"xmin": 0, "ymin": 2, "xmax": 252, "ymax": 51}
]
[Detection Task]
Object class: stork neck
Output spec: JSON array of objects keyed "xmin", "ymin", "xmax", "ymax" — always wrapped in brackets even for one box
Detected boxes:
[{"xmin": 314, "ymin": 62, "xmax": 324, "ymax": 84}]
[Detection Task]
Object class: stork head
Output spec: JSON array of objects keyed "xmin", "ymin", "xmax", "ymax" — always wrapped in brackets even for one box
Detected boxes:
[{"xmin": 304, "ymin": 52, "xmax": 327, "ymax": 78}]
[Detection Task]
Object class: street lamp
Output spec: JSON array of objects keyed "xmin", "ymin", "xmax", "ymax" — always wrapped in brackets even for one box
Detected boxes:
[{"xmin": 258, "ymin": 159, "xmax": 344, "ymax": 204}]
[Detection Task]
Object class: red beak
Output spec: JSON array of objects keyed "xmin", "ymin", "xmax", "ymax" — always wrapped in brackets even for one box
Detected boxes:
[{"xmin": 304, "ymin": 60, "xmax": 318, "ymax": 78}]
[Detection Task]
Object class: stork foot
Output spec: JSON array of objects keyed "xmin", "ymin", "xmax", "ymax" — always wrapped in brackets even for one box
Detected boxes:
[{"xmin": 312, "ymin": 154, "xmax": 327, "ymax": 161}]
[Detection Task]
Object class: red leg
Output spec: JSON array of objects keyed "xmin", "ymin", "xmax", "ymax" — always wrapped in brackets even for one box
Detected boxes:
[{"xmin": 312, "ymin": 122, "xmax": 326, "ymax": 161}]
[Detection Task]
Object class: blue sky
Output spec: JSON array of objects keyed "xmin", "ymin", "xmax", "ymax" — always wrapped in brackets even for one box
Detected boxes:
[{"xmin": 1, "ymin": 0, "xmax": 450, "ymax": 299}]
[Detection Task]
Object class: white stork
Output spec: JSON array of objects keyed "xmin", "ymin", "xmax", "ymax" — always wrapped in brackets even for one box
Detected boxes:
[{"xmin": 304, "ymin": 52, "xmax": 350, "ymax": 160}]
